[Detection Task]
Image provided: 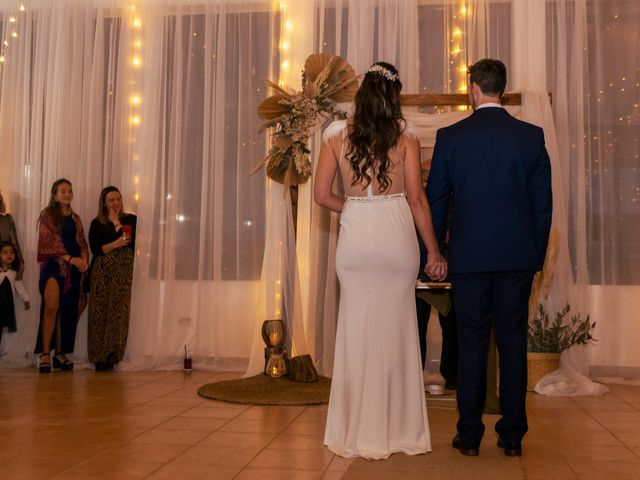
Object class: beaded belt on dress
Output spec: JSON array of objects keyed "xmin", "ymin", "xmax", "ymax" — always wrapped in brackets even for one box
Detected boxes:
[{"xmin": 346, "ymin": 193, "xmax": 405, "ymax": 202}]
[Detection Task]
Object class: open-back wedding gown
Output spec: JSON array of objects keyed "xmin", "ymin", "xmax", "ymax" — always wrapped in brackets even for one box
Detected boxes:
[{"xmin": 323, "ymin": 120, "xmax": 431, "ymax": 460}]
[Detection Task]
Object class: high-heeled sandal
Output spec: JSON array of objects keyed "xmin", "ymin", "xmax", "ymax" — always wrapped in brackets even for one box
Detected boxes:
[
  {"xmin": 53, "ymin": 354, "xmax": 74, "ymax": 371},
  {"xmin": 39, "ymin": 353, "xmax": 51, "ymax": 374}
]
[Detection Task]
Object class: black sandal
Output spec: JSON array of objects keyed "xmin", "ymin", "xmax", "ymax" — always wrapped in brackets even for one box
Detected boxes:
[
  {"xmin": 53, "ymin": 354, "xmax": 74, "ymax": 371},
  {"xmin": 39, "ymin": 353, "xmax": 51, "ymax": 374}
]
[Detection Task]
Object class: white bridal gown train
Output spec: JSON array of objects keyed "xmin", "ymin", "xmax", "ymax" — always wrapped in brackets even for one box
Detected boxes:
[{"xmin": 323, "ymin": 121, "xmax": 431, "ymax": 459}]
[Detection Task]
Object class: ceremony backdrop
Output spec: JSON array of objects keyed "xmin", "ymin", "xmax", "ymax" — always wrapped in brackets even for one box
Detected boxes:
[{"xmin": 0, "ymin": 0, "xmax": 638, "ymax": 377}]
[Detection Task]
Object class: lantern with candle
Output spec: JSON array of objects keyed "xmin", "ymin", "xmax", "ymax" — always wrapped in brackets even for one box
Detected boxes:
[{"xmin": 261, "ymin": 319, "xmax": 288, "ymax": 377}]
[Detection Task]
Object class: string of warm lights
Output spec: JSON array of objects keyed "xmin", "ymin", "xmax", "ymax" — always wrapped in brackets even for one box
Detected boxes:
[
  {"xmin": 0, "ymin": 3, "xmax": 26, "ymax": 65},
  {"xmin": 277, "ymin": 0, "xmax": 292, "ymax": 88},
  {"xmin": 128, "ymin": 3, "xmax": 143, "ymax": 205},
  {"xmin": 450, "ymin": 2, "xmax": 469, "ymax": 110}
]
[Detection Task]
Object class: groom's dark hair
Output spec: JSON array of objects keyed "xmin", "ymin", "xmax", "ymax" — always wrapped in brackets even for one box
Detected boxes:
[{"xmin": 468, "ymin": 59, "xmax": 507, "ymax": 97}]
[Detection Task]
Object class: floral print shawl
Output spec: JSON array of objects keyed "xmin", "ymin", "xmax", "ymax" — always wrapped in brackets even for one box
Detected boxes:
[{"xmin": 37, "ymin": 210, "xmax": 89, "ymax": 294}]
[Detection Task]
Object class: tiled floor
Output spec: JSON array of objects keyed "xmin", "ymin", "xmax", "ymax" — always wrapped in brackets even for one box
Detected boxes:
[{"xmin": 1, "ymin": 368, "xmax": 640, "ymax": 479}]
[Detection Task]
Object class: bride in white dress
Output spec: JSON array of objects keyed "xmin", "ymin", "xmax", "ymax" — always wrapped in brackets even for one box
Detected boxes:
[{"xmin": 314, "ymin": 62, "xmax": 447, "ymax": 460}]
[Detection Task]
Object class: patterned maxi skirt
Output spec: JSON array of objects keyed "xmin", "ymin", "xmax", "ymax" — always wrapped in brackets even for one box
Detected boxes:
[{"xmin": 88, "ymin": 248, "xmax": 134, "ymax": 364}]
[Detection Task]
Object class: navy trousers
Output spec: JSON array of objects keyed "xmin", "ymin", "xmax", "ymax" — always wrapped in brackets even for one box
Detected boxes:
[{"xmin": 451, "ymin": 271, "xmax": 534, "ymax": 447}]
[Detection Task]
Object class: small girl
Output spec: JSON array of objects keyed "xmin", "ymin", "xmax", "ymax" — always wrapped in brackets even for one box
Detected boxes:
[{"xmin": 0, "ymin": 241, "xmax": 30, "ymax": 344}]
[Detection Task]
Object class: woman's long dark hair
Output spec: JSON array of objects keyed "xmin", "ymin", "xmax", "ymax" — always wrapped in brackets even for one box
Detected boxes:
[
  {"xmin": 39, "ymin": 178, "xmax": 72, "ymax": 233},
  {"xmin": 346, "ymin": 61, "xmax": 404, "ymax": 192},
  {"xmin": 97, "ymin": 186, "xmax": 122, "ymax": 224}
]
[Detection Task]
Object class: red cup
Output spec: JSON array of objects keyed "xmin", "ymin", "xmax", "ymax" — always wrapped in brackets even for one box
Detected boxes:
[{"xmin": 122, "ymin": 224, "xmax": 132, "ymax": 239}]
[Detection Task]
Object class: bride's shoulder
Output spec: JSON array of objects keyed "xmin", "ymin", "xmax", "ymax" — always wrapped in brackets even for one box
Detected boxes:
[
  {"xmin": 402, "ymin": 124, "xmax": 420, "ymax": 141},
  {"xmin": 322, "ymin": 119, "xmax": 348, "ymax": 143}
]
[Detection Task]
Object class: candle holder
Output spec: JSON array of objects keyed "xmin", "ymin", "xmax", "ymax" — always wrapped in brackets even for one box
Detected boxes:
[{"xmin": 261, "ymin": 319, "xmax": 288, "ymax": 377}]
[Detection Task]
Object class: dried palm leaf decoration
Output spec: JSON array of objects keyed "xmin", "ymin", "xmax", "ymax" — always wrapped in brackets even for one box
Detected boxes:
[{"xmin": 256, "ymin": 53, "xmax": 359, "ymax": 186}]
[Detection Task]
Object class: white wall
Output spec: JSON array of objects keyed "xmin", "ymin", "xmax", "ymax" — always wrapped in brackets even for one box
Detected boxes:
[{"xmin": 588, "ymin": 285, "xmax": 640, "ymax": 377}]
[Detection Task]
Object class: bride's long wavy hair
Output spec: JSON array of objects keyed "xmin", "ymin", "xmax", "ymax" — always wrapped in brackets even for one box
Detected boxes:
[{"xmin": 346, "ymin": 61, "xmax": 404, "ymax": 192}]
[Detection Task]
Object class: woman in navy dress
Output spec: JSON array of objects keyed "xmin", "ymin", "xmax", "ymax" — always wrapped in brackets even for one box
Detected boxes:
[{"xmin": 35, "ymin": 179, "xmax": 89, "ymax": 373}]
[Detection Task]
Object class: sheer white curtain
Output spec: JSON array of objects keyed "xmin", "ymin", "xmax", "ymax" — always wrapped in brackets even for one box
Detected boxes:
[
  {"xmin": 0, "ymin": 0, "xmax": 141, "ymax": 364},
  {"xmin": 546, "ymin": 0, "xmax": 640, "ymax": 380},
  {"xmin": 292, "ymin": 0, "xmax": 421, "ymax": 376},
  {"xmin": 0, "ymin": 0, "xmax": 276, "ymax": 369}
]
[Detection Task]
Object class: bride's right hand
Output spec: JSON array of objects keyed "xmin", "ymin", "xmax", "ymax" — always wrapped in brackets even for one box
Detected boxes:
[{"xmin": 425, "ymin": 252, "xmax": 448, "ymax": 281}]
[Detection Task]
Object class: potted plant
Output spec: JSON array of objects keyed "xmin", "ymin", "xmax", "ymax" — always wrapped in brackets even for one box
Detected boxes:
[{"xmin": 527, "ymin": 303, "xmax": 596, "ymax": 390}]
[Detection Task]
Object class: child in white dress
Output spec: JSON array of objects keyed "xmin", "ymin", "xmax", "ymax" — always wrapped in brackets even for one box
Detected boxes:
[{"xmin": 0, "ymin": 242, "xmax": 30, "ymax": 344}]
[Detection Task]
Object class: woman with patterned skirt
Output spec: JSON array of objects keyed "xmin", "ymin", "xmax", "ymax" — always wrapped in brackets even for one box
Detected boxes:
[{"xmin": 88, "ymin": 186, "xmax": 136, "ymax": 371}]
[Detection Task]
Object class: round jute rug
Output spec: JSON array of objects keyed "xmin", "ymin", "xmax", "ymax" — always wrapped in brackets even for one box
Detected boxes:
[{"xmin": 197, "ymin": 374, "xmax": 331, "ymax": 405}]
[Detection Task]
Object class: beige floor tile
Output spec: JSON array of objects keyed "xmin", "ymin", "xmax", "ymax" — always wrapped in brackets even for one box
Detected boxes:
[
  {"xmin": 219, "ymin": 417, "xmax": 293, "ymax": 434},
  {"xmin": 146, "ymin": 463, "xmax": 242, "ymax": 479},
  {"xmin": 248, "ymin": 448, "xmax": 334, "ymax": 470},
  {"xmin": 126, "ymin": 404, "xmax": 192, "ymax": 417},
  {"xmin": 614, "ymin": 432, "xmax": 640, "ymax": 447},
  {"xmin": 155, "ymin": 415, "xmax": 229, "ymax": 431},
  {"xmin": 569, "ymin": 461, "xmax": 640, "ymax": 480},
  {"xmin": 321, "ymin": 472, "xmax": 346, "ymax": 480},
  {"xmin": 326, "ymin": 455, "xmax": 356, "ymax": 471},
  {"xmin": 169, "ymin": 445, "xmax": 261, "ymax": 467},
  {"xmin": 199, "ymin": 431, "xmax": 278, "ymax": 449},
  {"xmin": 108, "ymin": 414, "xmax": 173, "ymax": 429},
  {"xmin": 179, "ymin": 405, "xmax": 247, "ymax": 419},
  {"xmin": 53, "ymin": 458, "xmax": 163, "ymax": 479},
  {"xmin": 1, "ymin": 455, "xmax": 83, "ymax": 480},
  {"xmin": 235, "ymin": 468, "xmax": 325, "ymax": 480},
  {"xmin": 598, "ymin": 420, "xmax": 640, "ymax": 434},
  {"xmin": 97, "ymin": 442, "xmax": 189, "ymax": 464},
  {"xmin": 281, "ymin": 419, "xmax": 327, "ymax": 436},
  {"xmin": 560, "ymin": 445, "xmax": 640, "ymax": 464},
  {"xmin": 238, "ymin": 405, "xmax": 305, "ymax": 421},
  {"xmin": 145, "ymin": 395, "xmax": 206, "ymax": 407},
  {"xmin": 130, "ymin": 427, "xmax": 211, "ymax": 445},
  {"xmin": 266, "ymin": 433, "xmax": 328, "ymax": 451},
  {"xmin": 2, "ymin": 368, "xmax": 640, "ymax": 480},
  {"xmin": 587, "ymin": 411, "xmax": 640, "ymax": 423}
]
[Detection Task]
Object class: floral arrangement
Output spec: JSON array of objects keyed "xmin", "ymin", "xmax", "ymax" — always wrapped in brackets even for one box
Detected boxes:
[{"xmin": 257, "ymin": 53, "xmax": 359, "ymax": 186}]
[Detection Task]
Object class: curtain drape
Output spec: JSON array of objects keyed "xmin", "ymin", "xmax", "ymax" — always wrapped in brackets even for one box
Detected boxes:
[
  {"xmin": 0, "ymin": 0, "xmax": 277, "ymax": 369},
  {"xmin": 1, "ymin": 0, "xmax": 638, "ymax": 378}
]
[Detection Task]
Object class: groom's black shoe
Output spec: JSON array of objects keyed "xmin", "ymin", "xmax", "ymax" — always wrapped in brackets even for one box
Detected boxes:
[
  {"xmin": 452, "ymin": 434, "xmax": 479, "ymax": 456},
  {"xmin": 497, "ymin": 437, "xmax": 522, "ymax": 457}
]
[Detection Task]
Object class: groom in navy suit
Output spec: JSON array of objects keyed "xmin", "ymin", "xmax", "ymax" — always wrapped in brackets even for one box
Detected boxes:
[{"xmin": 426, "ymin": 59, "xmax": 552, "ymax": 457}]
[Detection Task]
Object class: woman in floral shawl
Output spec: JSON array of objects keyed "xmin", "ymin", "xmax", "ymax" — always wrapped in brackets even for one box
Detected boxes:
[{"xmin": 35, "ymin": 179, "xmax": 89, "ymax": 373}]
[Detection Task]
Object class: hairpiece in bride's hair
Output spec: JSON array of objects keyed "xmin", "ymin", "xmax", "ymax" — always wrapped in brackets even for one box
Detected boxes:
[{"xmin": 367, "ymin": 64, "xmax": 399, "ymax": 82}]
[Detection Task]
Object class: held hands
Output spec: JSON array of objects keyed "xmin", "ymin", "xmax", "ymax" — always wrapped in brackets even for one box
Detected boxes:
[
  {"xmin": 69, "ymin": 257, "xmax": 89, "ymax": 273},
  {"xmin": 424, "ymin": 251, "xmax": 448, "ymax": 281}
]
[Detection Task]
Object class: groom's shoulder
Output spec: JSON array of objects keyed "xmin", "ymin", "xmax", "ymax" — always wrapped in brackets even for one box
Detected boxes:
[
  {"xmin": 514, "ymin": 116, "xmax": 544, "ymax": 133},
  {"xmin": 436, "ymin": 115, "xmax": 473, "ymax": 138}
]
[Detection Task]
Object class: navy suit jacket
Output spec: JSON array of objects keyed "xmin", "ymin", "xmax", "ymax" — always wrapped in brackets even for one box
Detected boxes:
[{"xmin": 426, "ymin": 107, "xmax": 552, "ymax": 274}]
